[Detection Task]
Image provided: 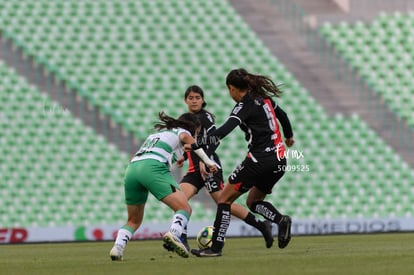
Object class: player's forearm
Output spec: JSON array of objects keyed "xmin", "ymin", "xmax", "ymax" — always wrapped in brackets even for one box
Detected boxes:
[{"xmin": 194, "ymin": 148, "xmax": 217, "ymax": 167}]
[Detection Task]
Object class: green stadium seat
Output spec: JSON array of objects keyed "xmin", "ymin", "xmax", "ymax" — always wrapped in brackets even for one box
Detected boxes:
[{"xmin": 320, "ymin": 14, "xmax": 414, "ymax": 128}]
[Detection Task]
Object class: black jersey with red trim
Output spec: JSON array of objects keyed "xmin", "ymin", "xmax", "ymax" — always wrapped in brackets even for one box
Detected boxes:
[
  {"xmin": 208, "ymin": 93, "xmax": 293, "ymax": 159},
  {"xmin": 186, "ymin": 109, "xmax": 221, "ymax": 172}
]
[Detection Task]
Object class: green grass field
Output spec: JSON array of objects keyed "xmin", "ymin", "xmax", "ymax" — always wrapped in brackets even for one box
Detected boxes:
[{"xmin": 2, "ymin": 233, "xmax": 414, "ymax": 275}]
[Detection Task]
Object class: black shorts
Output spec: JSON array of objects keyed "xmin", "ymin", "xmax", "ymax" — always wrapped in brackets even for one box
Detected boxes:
[
  {"xmin": 180, "ymin": 170, "xmax": 224, "ymax": 193},
  {"xmin": 228, "ymin": 154, "xmax": 287, "ymax": 194}
]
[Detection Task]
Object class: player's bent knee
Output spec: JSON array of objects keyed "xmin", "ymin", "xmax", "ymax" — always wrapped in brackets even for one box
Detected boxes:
[{"xmin": 246, "ymin": 200, "xmax": 260, "ymax": 212}]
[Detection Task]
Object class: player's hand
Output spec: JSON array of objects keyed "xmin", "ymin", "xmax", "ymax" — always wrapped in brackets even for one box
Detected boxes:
[
  {"xmin": 199, "ymin": 161, "xmax": 208, "ymax": 181},
  {"xmin": 176, "ymin": 156, "xmax": 185, "ymax": 168},
  {"xmin": 208, "ymin": 164, "xmax": 218, "ymax": 174},
  {"xmin": 285, "ymin": 137, "xmax": 295, "ymax": 147}
]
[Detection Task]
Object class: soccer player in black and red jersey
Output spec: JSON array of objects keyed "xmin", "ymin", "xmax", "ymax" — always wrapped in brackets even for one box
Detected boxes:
[
  {"xmin": 164, "ymin": 85, "xmax": 274, "ymax": 252},
  {"xmin": 189, "ymin": 69, "xmax": 295, "ymax": 257}
]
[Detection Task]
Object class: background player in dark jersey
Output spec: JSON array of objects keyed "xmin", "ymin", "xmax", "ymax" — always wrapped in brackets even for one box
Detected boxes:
[
  {"xmin": 163, "ymin": 85, "xmax": 274, "ymax": 252},
  {"xmin": 190, "ymin": 69, "xmax": 295, "ymax": 257}
]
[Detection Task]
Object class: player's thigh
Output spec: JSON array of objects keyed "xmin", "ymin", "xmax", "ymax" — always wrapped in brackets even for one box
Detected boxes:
[
  {"xmin": 231, "ymin": 156, "xmax": 287, "ymax": 196},
  {"xmin": 180, "ymin": 182, "xmax": 198, "ymax": 200},
  {"xmin": 181, "ymin": 172, "xmax": 204, "ymax": 194},
  {"xmin": 146, "ymin": 171, "xmax": 191, "ymax": 213},
  {"xmin": 124, "ymin": 162, "xmax": 149, "ymax": 205},
  {"xmin": 137, "ymin": 160, "xmax": 182, "ymax": 200},
  {"xmin": 255, "ymin": 157, "xmax": 287, "ymax": 194},
  {"xmin": 227, "ymin": 157, "xmax": 258, "ymax": 193},
  {"xmin": 204, "ymin": 171, "xmax": 224, "ymax": 193}
]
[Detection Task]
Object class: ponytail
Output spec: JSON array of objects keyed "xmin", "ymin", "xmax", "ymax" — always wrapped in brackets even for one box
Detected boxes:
[
  {"xmin": 154, "ymin": 112, "xmax": 200, "ymax": 136},
  {"xmin": 226, "ymin": 68, "xmax": 283, "ymax": 98}
]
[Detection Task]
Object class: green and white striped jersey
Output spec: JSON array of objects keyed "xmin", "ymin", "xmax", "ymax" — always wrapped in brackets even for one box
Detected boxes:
[{"xmin": 131, "ymin": 128, "xmax": 191, "ymax": 168}]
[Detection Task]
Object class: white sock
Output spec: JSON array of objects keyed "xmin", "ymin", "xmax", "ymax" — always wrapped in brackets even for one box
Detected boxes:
[
  {"xmin": 169, "ymin": 212, "xmax": 189, "ymax": 237},
  {"xmin": 114, "ymin": 228, "xmax": 133, "ymax": 249}
]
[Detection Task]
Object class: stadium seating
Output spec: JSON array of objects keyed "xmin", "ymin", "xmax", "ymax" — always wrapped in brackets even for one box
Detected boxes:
[
  {"xmin": 0, "ymin": 0, "xmax": 263, "ymax": 138},
  {"xmin": 0, "ymin": 0, "xmax": 287, "ymax": 182},
  {"xmin": 275, "ymin": 111, "xmax": 414, "ymax": 219},
  {"xmin": 0, "ymin": 59, "xmax": 218, "ymax": 227},
  {"xmin": 319, "ymin": 13, "xmax": 414, "ymax": 127},
  {"xmin": 0, "ymin": 0, "xmax": 413, "ymax": 230},
  {"xmin": 0, "ymin": 61, "xmax": 170, "ymax": 227}
]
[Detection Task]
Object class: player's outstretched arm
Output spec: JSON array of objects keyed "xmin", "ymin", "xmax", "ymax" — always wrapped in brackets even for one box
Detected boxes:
[
  {"xmin": 180, "ymin": 133, "xmax": 219, "ymax": 173},
  {"xmin": 275, "ymin": 105, "xmax": 294, "ymax": 147}
]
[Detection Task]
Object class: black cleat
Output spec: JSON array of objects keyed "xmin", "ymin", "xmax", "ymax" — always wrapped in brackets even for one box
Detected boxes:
[
  {"xmin": 163, "ymin": 243, "xmax": 175, "ymax": 252},
  {"xmin": 191, "ymin": 248, "xmax": 222, "ymax": 257},
  {"xmin": 278, "ymin": 215, "xmax": 292, "ymax": 249},
  {"xmin": 263, "ymin": 220, "xmax": 274, "ymax": 248}
]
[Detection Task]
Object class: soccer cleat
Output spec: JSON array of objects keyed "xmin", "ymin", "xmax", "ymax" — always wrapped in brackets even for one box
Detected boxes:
[
  {"xmin": 162, "ymin": 232, "xmax": 189, "ymax": 258},
  {"xmin": 163, "ymin": 240, "xmax": 190, "ymax": 252},
  {"xmin": 181, "ymin": 234, "xmax": 190, "ymax": 251},
  {"xmin": 160, "ymin": 232, "xmax": 175, "ymax": 252},
  {"xmin": 278, "ymin": 215, "xmax": 292, "ymax": 249},
  {"xmin": 263, "ymin": 220, "xmax": 274, "ymax": 248},
  {"xmin": 191, "ymin": 248, "xmax": 222, "ymax": 257},
  {"xmin": 109, "ymin": 245, "xmax": 124, "ymax": 261},
  {"xmin": 162, "ymin": 243, "xmax": 175, "ymax": 252}
]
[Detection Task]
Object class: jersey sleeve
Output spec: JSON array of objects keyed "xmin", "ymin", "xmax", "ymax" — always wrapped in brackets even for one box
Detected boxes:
[
  {"xmin": 202, "ymin": 114, "xmax": 220, "ymax": 156},
  {"xmin": 207, "ymin": 117, "xmax": 240, "ymax": 142},
  {"xmin": 199, "ymin": 111, "xmax": 215, "ymax": 133},
  {"xmin": 207, "ymin": 100, "xmax": 249, "ymax": 141},
  {"xmin": 229, "ymin": 101, "xmax": 250, "ymax": 123},
  {"xmin": 274, "ymin": 105, "xmax": 293, "ymax": 138},
  {"xmin": 177, "ymin": 128, "xmax": 191, "ymax": 138}
]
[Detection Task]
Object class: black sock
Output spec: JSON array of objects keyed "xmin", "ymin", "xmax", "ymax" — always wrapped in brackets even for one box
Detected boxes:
[
  {"xmin": 211, "ymin": 203, "xmax": 231, "ymax": 252},
  {"xmin": 244, "ymin": 212, "xmax": 267, "ymax": 233},
  {"xmin": 251, "ymin": 201, "xmax": 283, "ymax": 224}
]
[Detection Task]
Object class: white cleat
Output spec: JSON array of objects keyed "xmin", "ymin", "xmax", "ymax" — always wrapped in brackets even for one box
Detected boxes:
[
  {"xmin": 162, "ymin": 232, "xmax": 189, "ymax": 258},
  {"xmin": 109, "ymin": 245, "xmax": 124, "ymax": 261}
]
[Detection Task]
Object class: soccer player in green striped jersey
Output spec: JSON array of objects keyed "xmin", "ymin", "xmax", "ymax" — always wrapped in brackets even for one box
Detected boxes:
[{"xmin": 110, "ymin": 112, "xmax": 219, "ymax": 260}]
